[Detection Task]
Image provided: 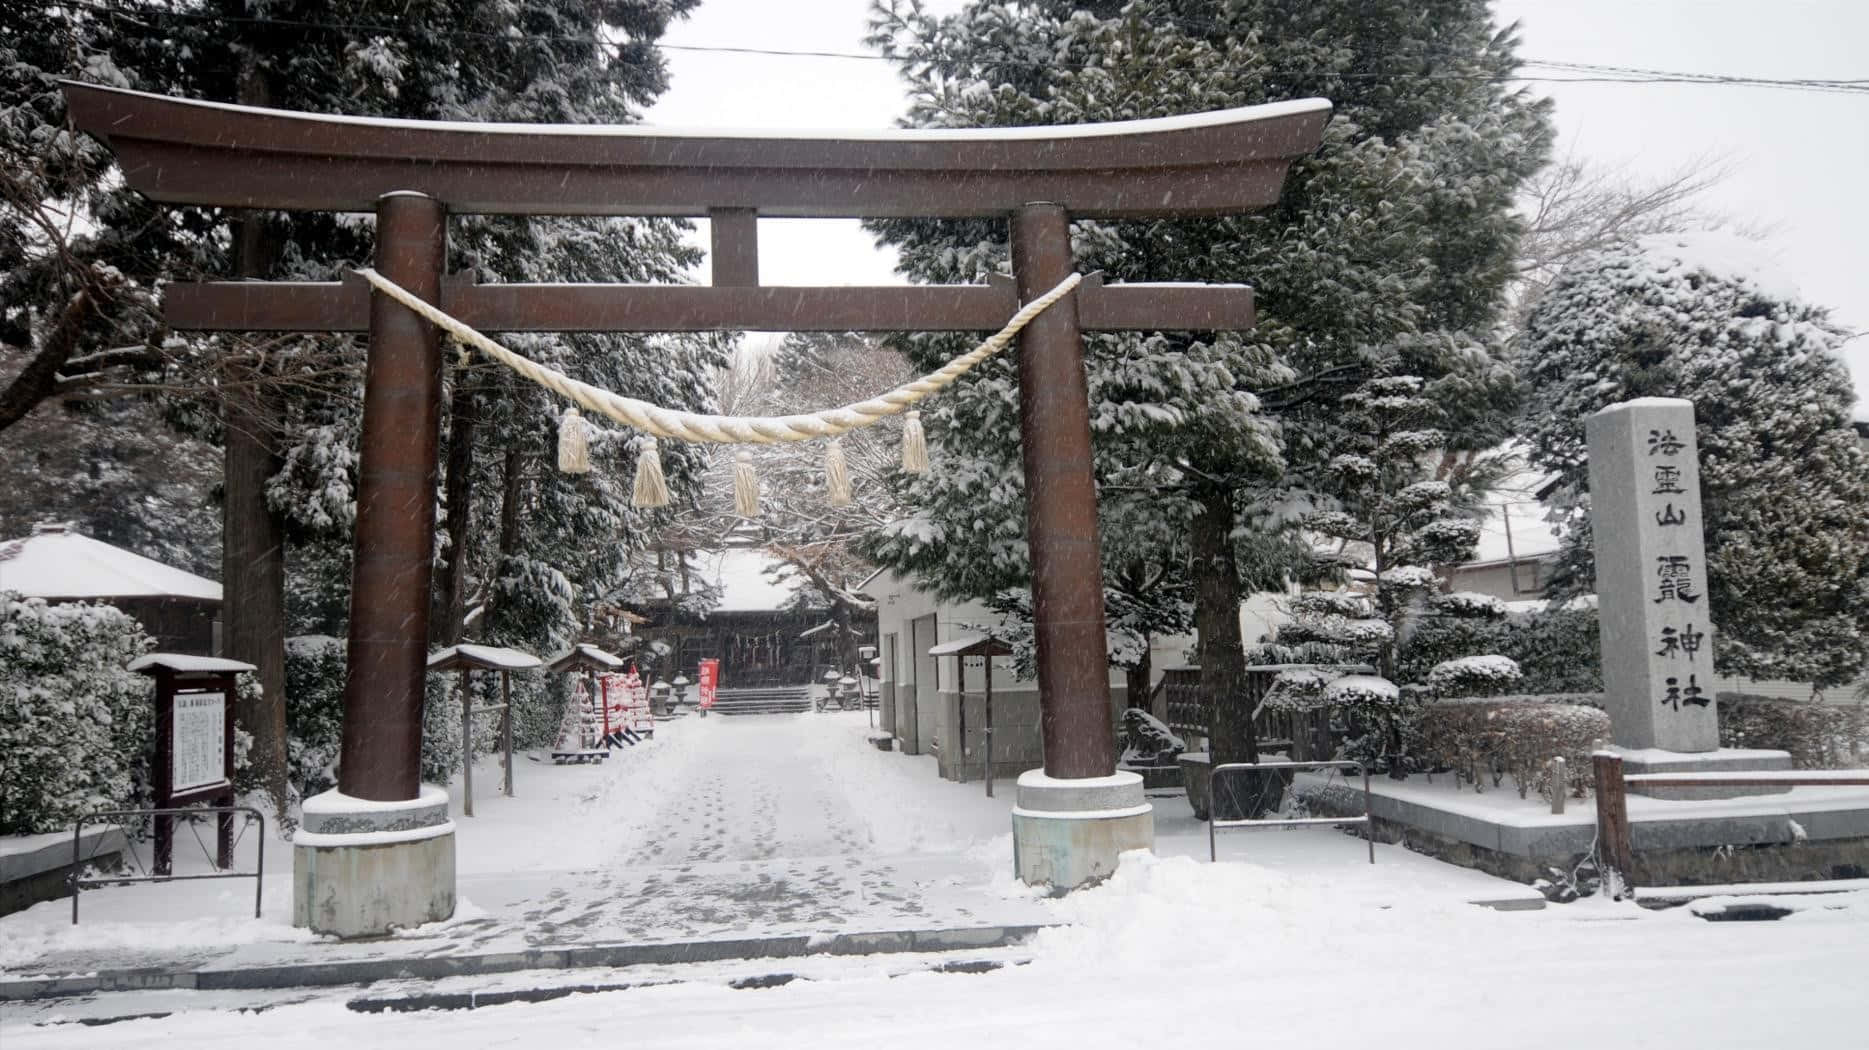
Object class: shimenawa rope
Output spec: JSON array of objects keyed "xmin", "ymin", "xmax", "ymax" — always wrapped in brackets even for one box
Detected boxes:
[{"xmin": 352, "ymin": 267, "xmax": 1082, "ymax": 507}]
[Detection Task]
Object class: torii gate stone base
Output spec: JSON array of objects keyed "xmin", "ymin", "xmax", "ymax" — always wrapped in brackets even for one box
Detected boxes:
[{"xmin": 65, "ymin": 81, "xmax": 1328, "ymax": 933}]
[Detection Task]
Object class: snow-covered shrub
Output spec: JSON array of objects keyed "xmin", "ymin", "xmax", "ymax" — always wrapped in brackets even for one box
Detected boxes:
[
  {"xmin": 1496, "ymin": 606, "xmax": 1601, "ymax": 695},
  {"xmin": 1427, "ymin": 655, "xmax": 1523, "ymax": 698},
  {"xmin": 1323, "ymin": 674, "xmax": 1404, "ymax": 710},
  {"xmin": 420, "ymin": 672, "xmax": 464, "ymax": 786},
  {"xmin": 0, "ymin": 595, "xmax": 152, "ymax": 834},
  {"xmin": 508, "ymin": 673, "xmax": 567, "ymax": 751},
  {"xmin": 1322, "ymin": 674, "xmax": 1420, "ymax": 776},
  {"xmin": 1244, "ymin": 640, "xmax": 1350, "ymax": 666},
  {"xmin": 1260, "ymin": 668, "xmax": 1334, "ymax": 713},
  {"xmin": 284, "ymin": 635, "xmax": 347, "ymax": 798},
  {"xmin": 1416, "ymin": 696, "xmax": 1610, "ymax": 801},
  {"xmin": 1434, "ymin": 592, "xmax": 1507, "ymax": 619},
  {"xmin": 1718, "ymin": 693, "xmax": 1869, "ymax": 769}
]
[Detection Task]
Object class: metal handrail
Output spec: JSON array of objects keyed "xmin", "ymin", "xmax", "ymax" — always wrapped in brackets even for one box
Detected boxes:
[
  {"xmin": 71, "ymin": 806, "xmax": 265, "ymax": 924},
  {"xmin": 1209, "ymin": 760, "xmax": 1374, "ymax": 864}
]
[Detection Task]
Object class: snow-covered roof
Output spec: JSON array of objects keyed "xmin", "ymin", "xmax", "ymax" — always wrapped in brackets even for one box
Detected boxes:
[
  {"xmin": 545, "ymin": 642, "xmax": 625, "ymax": 671},
  {"xmin": 128, "ymin": 653, "xmax": 256, "ymax": 675},
  {"xmin": 80, "ymin": 85, "xmax": 1330, "ymax": 144},
  {"xmin": 701, "ymin": 548, "xmax": 810, "ymax": 613},
  {"xmin": 0, "ymin": 525, "xmax": 221, "ymax": 602},
  {"xmin": 427, "ymin": 644, "xmax": 542, "ymax": 671},
  {"xmin": 928, "ymin": 634, "xmax": 1013, "ymax": 657}
]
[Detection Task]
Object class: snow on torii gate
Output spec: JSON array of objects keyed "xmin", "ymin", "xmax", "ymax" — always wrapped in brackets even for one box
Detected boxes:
[{"xmin": 63, "ymin": 81, "xmax": 1328, "ymax": 924}]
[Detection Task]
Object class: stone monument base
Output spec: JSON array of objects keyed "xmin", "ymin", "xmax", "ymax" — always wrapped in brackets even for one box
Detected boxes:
[
  {"xmin": 1011, "ymin": 769, "xmax": 1153, "ymax": 892},
  {"xmin": 293, "ymin": 785, "xmax": 456, "ymax": 938},
  {"xmin": 1615, "ymin": 746, "xmax": 1793, "ymax": 801}
]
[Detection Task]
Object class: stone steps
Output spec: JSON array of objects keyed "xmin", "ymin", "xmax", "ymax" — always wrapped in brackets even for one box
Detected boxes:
[{"xmin": 709, "ymin": 688, "xmax": 813, "ymax": 716}]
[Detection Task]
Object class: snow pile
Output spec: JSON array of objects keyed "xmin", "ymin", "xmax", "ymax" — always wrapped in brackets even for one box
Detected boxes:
[
  {"xmin": 1028, "ymin": 850, "xmax": 1490, "ymax": 981},
  {"xmin": 0, "ymin": 880, "xmax": 317, "ymax": 974}
]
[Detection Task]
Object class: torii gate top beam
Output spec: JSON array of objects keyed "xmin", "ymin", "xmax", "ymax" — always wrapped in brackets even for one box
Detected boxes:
[{"xmin": 61, "ymin": 82, "xmax": 1330, "ymax": 219}]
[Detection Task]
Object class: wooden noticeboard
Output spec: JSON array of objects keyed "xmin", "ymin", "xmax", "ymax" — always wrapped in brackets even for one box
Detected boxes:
[{"xmin": 130, "ymin": 655, "xmax": 252, "ymax": 875}]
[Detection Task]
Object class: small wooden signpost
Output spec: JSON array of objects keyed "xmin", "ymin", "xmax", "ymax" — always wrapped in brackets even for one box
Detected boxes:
[
  {"xmin": 427, "ymin": 644, "xmax": 540, "ymax": 817},
  {"xmin": 128, "ymin": 654, "xmax": 253, "ymax": 875},
  {"xmin": 927, "ymin": 635, "xmax": 1014, "ymax": 798}
]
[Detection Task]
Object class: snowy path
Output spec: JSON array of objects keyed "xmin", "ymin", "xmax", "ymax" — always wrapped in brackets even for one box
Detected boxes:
[
  {"xmin": 0, "ymin": 712, "xmax": 1043, "ymax": 978},
  {"xmin": 451, "ymin": 713, "xmax": 1018, "ymax": 946}
]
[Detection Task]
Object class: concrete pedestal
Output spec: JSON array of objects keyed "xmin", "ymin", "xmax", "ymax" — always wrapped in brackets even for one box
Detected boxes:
[
  {"xmin": 1617, "ymin": 746, "xmax": 1793, "ymax": 800},
  {"xmin": 1011, "ymin": 770, "xmax": 1153, "ymax": 891},
  {"xmin": 293, "ymin": 785, "xmax": 456, "ymax": 938}
]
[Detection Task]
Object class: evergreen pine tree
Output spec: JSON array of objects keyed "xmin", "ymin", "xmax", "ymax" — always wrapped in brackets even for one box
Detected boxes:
[{"xmin": 862, "ymin": 0, "xmax": 1551, "ymax": 768}]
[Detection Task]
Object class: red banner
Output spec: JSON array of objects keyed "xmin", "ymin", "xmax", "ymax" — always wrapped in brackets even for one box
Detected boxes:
[{"xmin": 697, "ymin": 658, "xmax": 719, "ymax": 710}]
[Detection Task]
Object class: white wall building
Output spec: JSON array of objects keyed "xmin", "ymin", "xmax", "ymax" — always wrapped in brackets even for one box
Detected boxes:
[{"xmin": 858, "ymin": 567, "xmax": 1190, "ymax": 782}]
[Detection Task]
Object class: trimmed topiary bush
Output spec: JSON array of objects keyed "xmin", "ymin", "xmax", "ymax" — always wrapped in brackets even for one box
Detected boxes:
[
  {"xmin": 1427, "ymin": 655, "xmax": 1523, "ymax": 698},
  {"xmin": 1417, "ymin": 694, "xmax": 1609, "ymax": 802}
]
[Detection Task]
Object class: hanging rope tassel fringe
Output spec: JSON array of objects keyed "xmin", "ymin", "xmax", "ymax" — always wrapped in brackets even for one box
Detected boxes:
[
  {"xmin": 825, "ymin": 439, "xmax": 852, "ymax": 506},
  {"xmin": 733, "ymin": 451, "xmax": 760, "ymax": 518},
  {"xmin": 633, "ymin": 437, "xmax": 670, "ymax": 508},
  {"xmin": 900, "ymin": 410, "xmax": 928, "ymax": 474},
  {"xmin": 557, "ymin": 407, "xmax": 592, "ymax": 474}
]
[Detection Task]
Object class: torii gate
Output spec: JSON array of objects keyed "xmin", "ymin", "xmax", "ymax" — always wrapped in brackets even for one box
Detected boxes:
[{"xmin": 64, "ymin": 82, "xmax": 1328, "ymax": 933}]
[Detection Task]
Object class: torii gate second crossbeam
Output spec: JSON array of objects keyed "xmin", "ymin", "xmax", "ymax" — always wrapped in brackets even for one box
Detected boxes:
[{"xmin": 64, "ymin": 81, "xmax": 1329, "ymax": 930}]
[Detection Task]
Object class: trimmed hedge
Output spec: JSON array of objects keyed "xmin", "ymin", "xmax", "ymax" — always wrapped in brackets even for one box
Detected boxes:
[
  {"xmin": 1717, "ymin": 692, "xmax": 1869, "ymax": 769},
  {"xmin": 1417, "ymin": 694, "xmax": 1610, "ymax": 803}
]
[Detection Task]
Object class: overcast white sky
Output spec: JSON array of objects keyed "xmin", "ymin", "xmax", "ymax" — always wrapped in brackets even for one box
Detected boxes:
[{"xmin": 645, "ymin": 0, "xmax": 1868, "ymax": 417}]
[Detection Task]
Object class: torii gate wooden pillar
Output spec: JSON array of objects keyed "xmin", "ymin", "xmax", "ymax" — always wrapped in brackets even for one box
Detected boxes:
[{"xmin": 64, "ymin": 83, "xmax": 1329, "ymax": 804}]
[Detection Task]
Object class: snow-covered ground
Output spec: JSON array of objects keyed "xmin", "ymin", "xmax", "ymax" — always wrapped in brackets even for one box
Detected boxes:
[{"xmin": 5, "ymin": 712, "xmax": 1868, "ymax": 1046}]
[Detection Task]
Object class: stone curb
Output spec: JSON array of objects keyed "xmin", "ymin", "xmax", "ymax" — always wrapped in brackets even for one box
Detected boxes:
[{"xmin": 0, "ymin": 924, "xmax": 1052, "ymax": 1003}]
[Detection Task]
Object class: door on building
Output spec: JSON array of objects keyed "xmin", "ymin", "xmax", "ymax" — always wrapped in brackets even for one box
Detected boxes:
[{"xmin": 881, "ymin": 633, "xmax": 899, "ymax": 734}]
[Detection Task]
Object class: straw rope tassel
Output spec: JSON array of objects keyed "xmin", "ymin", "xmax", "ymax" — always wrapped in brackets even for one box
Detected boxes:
[
  {"xmin": 733, "ymin": 451, "xmax": 760, "ymax": 518},
  {"xmin": 557, "ymin": 407, "xmax": 591, "ymax": 474},
  {"xmin": 900, "ymin": 411, "xmax": 928, "ymax": 474},
  {"xmin": 825, "ymin": 439, "xmax": 852, "ymax": 506},
  {"xmin": 633, "ymin": 437, "xmax": 670, "ymax": 508}
]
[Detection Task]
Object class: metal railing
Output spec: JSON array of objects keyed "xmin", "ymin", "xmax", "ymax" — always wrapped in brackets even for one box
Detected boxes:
[
  {"xmin": 71, "ymin": 806, "xmax": 265, "ymax": 924},
  {"xmin": 1209, "ymin": 760, "xmax": 1374, "ymax": 864}
]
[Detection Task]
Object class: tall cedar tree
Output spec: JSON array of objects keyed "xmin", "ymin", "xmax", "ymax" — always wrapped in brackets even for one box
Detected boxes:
[{"xmin": 6, "ymin": 1, "xmax": 724, "ymax": 814}]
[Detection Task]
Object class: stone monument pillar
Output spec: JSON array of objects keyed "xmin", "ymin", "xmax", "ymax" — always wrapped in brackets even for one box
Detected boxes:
[{"xmin": 1586, "ymin": 397, "xmax": 1788, "ymax": 796}]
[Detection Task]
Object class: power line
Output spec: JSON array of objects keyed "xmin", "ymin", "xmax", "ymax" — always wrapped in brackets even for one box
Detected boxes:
[{"xmin": 48, "ymin": 0, "xmax": 1869, "ymax": 97}]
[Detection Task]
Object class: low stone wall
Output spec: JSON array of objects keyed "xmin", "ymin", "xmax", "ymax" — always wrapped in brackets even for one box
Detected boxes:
[
  {"xmin": 1, "ymin": 827, "xmax": 128, "ymax": 917},
  {"xmin": 1296, "ymin": 777, "xmax": 1869, "ymax": 888}
]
